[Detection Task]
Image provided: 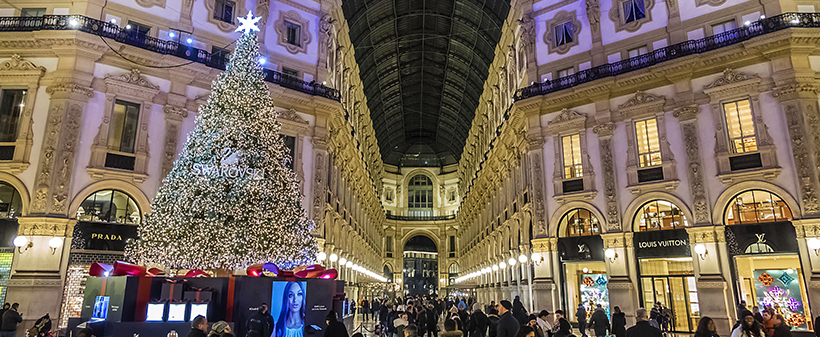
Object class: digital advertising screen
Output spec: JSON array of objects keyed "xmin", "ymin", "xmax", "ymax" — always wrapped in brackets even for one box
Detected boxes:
[
  {"xmin": 272, "ymin": 282, "xmax": 307, "ymax": 337},
  {"xmin": 168, "ymin": 303, "xmax": 187, "ymax": 322},
  {"xmin": 146, "ymin": 303, "xmax": 165, "ymax": 322},
  {"xmin": 91, "ymin": 296, "xmax": 110, "ymax": 321},
  {"xmin": 190, "ymin": 303, "xmax": 209, "ymax": 321}
]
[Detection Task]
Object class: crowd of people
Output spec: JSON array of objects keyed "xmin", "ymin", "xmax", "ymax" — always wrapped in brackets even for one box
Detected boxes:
[
  {"xmin": 164, "ymin": 294, "xmax": 820, "ymax": 337},
  {"xmin": 343, "ymin": 296, "xmax": 820, "ymax": 337}
]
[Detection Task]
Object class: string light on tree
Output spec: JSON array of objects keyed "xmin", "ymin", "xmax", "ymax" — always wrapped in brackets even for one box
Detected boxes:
[{"xmin": 126, "ymin": 10, "xmax": 317, "ymax": 271}]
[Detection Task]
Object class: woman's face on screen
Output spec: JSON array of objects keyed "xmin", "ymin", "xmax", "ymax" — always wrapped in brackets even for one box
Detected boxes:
[{"xmin": 287, "ymin": 283, "xmax": 304, "ymax": 313}]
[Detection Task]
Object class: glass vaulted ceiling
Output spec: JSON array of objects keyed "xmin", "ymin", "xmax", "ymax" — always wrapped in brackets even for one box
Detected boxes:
[{"xmin": 342, "ymin": 0, "xmax": 510, "ymax": 167}]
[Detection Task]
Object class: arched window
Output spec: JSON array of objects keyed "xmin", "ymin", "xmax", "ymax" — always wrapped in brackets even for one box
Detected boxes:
[
  {"xmin": 0, "ymin": 182, "xmax": 22, "ymax": 219},
  {"xmin": 725, "ymin": 190, "xmax": 792, "ymax": 225},
  {"xmin": 77, "ymin": 190, "xmax": 141, "ymax": 224},
  {"xmin": 560, "ymin": 208, "xmax": 600, "ymax": 237},
  {"xmin": 634, "ymin": 200, "xmax": 688, "ymax": 231},
  {"xmin": 449, "ymin": 263, "xmax": 459, "ymax": 274},
  {"xmin": 407, "ymin": 175, "xmax": 433, "ymax": 216}
]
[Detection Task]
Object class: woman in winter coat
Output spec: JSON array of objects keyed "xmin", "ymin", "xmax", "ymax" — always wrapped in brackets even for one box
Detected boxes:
[
  {"xmin": 731, "ymin": 312, "xmax": 765, "ymax": 337},
  {"xmin": 587, "ymin": 306, "xmax": 610, "ymax": 337},
  {"xmin": 610, "ymin": 307, "xmax": 626, "ymax": 337},
  {"xmin": 694, "ymin": 317, "xmax": 720, "ymax": 337}
]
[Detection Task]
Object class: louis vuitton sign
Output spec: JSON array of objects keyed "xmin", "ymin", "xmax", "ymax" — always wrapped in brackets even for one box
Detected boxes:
[
  {"xmin": 633, "ymin": 229, "xmax": 691, "ymax": 258},
  {"xmin": 725, "ymin": 222, "xmax": 797, "ymax": 256},
  {"xmin": 558, "ymin": 235, "xmax": 604, "ymax": 261}
]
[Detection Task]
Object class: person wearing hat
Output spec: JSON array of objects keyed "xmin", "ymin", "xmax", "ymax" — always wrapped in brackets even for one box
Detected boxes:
[
  {"xmin": 208, "ymin": 321, "xmax": 233, "ymax": 337},
  {"xmin": 324, "ymin": 310, "xmax": 350, "ymax": 337},
  {"xmin": 496, "ymin": 300, "xmax": 519, "ymax": 337},
  {"xmin": 469, "ymin": 303, "xmax": 489, "ymax": 337}
]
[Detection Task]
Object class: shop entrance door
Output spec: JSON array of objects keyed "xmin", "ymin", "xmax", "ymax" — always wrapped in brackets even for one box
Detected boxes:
[{"xmin": 641, "ymin": 276, "xmax": 698, "ymax": 332}]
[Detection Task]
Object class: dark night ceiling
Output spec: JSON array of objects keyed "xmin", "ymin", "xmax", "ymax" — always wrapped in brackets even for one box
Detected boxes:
[{"xmin": 341, "ymin": 0, "xmax": 510, "ymax": 167}]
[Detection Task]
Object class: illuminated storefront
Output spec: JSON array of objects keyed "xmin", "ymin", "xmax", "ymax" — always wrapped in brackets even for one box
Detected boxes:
[
  {"xmin": 557, "ymin": 208, "xmax": 608, "ymax": 322},
  {"xmin": 59, "ymin": 189, "xmax": 141, "ymax": 327},
  {"xmin": 633, "ymin": 200, "xmax": 699, "ymax": 333},
  {"xmin": 724, "ymin": 190, "xmax": 812, "ymax": 331}
]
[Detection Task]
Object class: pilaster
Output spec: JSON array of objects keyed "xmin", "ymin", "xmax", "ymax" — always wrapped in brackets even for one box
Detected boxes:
[{"xmin": 687, "ymin": 226, "xmax": 733, "ymax": 335}]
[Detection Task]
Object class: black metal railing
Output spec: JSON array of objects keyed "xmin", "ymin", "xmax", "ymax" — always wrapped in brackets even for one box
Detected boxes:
[
  {"xmin": 0, "ymin": 15, "xmax": 340, "ymax": 101},
  {"xmin": 515, "ymin": 12, "xmax": 820, "ymax": 101},
  {"xmin": 385, "ymin": 214, "xmax": 457, "ymax": 221}
]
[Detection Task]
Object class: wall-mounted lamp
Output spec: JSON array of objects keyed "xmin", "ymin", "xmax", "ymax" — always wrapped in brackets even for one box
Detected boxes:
[
  {"xmin": 499, "ymin": 261, "xmax": 507, "ymax": 269},
  {"xmin": 807, "ymin": 238, "xmax": 820, "ymax": 256},
  {"xmin": 316, "ymin": 252, "xmax": 327, "ymax": 261},
  {"xmin": 492, "ymin": 264, "xmax": 499, "ymax": 271},
  {"xmin": 13, "ymin": 236, "xmax": 31, "ymax": 254},
  {"xmin": 531, "ymin": 252, "xmax": 545, "ymax": 266},
  {"xmin": 605, "ymin": 248, "xmax": 618, "ymax": 263},
  {"xmin": 339, "ymin": 257, "xmax": 347, "ymax": 266},
  {"xmin": 694, "ymin": 243, "xmax": 708, "ymax": 260},
  {"xmin": 329, "ymin": 253, "xmax": 338, "ymax": 263},
  {"xmin": 345, "ymin": 261, "xmax": 353, "ymax": 268},
  {"xmin": 440, "ymin": 278, "xmax": 446, "ymax": 283},
  {"xmin": 48, "ymin": 237, "xmax": 63, "ymax": 255},
  {"xmin": 518, "ymin": 254, "xmax": 528, "ymax": 264},
  {"xmin": 508, "ymin": 257, "xmax": 516, "ymax": 266}
]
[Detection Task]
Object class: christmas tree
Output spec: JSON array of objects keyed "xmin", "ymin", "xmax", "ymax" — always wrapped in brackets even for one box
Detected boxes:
[{"xmin": 126, "ymin": 12, "xmax": 318, "ymax": 271}]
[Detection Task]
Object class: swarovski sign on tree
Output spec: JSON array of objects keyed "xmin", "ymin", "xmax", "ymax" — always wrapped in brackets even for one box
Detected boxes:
[{"xmin": 127, "ymin": 11, "xmax": 317, "ymax": 270}]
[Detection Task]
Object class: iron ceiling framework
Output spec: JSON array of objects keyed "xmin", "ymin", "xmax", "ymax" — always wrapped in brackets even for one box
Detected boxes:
[{"xmin": 342, "ymin": 0, "xmax": 510, "ymax": 167}]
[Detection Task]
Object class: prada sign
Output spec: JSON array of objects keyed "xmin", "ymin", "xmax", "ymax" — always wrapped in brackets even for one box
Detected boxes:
[
  {"xmin": 725, "ymin": 222, "xmax": 797, "ymax": 256},
  {"xmin": 72, "ymin": 222, "xmax": 138, "ymax": 251},
  {"xmin": 633, "ymin": 229, "xmax": 691, "ymax": 258},
  {"xmin": 558, "ymin": 235, "xmax": 604, "ymax": 261}
]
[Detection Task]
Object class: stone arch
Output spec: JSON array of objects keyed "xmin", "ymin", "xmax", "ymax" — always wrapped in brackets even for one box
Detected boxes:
[
  {"xmin": 549, "ymin": 201, "xmax": 607, "ymax": 237},
  {"xmin": 622, "ymin": 191, "xmax": 694, "ymax": 232},
  {"xmin": 711, "ymin": 180, "xmax": 801, "ymax": 225},
  {"xmin": 400, "ymin": 228, "xmax": 441, "ymax": 253},
  {"xmin": 69, "ymin": 180, "xmax": 151, "ymax": 218},
  {"xmin": 0, "ymin": 172, "xmax": 30, "ymax": 216}
]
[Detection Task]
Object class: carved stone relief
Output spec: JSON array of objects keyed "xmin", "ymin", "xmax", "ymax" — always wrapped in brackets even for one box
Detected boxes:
[
  {"xmin": 680, "ymin": 119, "xmax": 710, "ymax": 223},
  {"xmin": 782, "ymin": 102, "xmax": 820, "ymax": 214},
  {"xmin": 135, "ymin": 0, "xmax": 166, "ymax": 9},
  {"xmin": 594, "ymin": 124, "xmax": 621, "ymax": 231}
]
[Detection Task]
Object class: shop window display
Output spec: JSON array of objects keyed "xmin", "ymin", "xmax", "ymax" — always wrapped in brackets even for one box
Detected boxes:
[
  {"xmin": 726, "ymin": 190, "xmax": 792, "ymax": 225},
  {"xmin": 560, "ymin": 208, "xmax": 600, "ymax": 237},
  {"xmin": 563, "ymin": 262, "xmax": 607, "ymax": 322},
  {"xmin": 77, "ymin": 190, "xmax": 141, "ymax": 224},
  {"xmin": 735, "ymin": 255, "xmax": 811, "ymax": 330},
  {"xmin": 634, "ymin": 200, "xmax": 688, "ymax": 231}
]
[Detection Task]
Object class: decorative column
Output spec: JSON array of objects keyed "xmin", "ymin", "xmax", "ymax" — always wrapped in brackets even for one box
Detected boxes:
[
  {"xmin": 673, "ymin": 106, "xmax": 711, "ymax": 225},
  {"xmin": 311, "ymin": 124, "xmax": 330, "ymax": 239},
  {"xmin": 687, "ymin": 226, "xmax": 734, "ymax": 335},
  {"xmin": 602, "ymin": 233, "xmax": 638, "ymax": 326},
  {"xmin": 11, "ymin": 79, "xmax": 94, "ymax": 328},
  {"xmin": 530, "ymin": 237, "xmax": 559, "ymax": 313},
  {"xmin": 793, "ymin": 220, "xmax": 820, "ymax": 323},
  {"xmin": 161, "ymin": 106, "xmax": 188, "ymax": 178},
  {"xmin": 773, "ymin": 84, "xmax": 820, "ymax": 217},
  {"xmin": 593, "ymin": 123, "xmax": 622, "ymax": 233}
]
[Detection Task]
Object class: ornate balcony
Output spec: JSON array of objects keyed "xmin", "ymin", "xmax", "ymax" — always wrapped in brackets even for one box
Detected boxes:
[{"xmin": 0, "ymin": 15, "xmax": 341, "ymax": 101}]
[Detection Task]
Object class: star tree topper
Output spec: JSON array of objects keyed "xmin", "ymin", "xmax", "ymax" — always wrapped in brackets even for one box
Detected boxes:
[{"xmin": 235, "ymin": 11, "xmax": 262, "ymax": 34}]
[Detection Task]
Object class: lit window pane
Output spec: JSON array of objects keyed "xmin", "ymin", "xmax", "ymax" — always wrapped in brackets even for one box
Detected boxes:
[
  {"xmin": 723, "ymin": 99, "xmax": 757, "ymax": 153},
  {"xmin": 562, "ymin": 134, "xmax": 583, "ymax": 179},
  {"xmin": 635, "ymin": 119, "xmax": 662, "ymax": 168}
]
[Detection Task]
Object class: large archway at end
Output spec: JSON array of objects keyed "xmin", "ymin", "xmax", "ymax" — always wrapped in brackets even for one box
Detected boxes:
[{"xmin": 403, "ymin": 235, "xmax": 439, "ymax": 297}]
